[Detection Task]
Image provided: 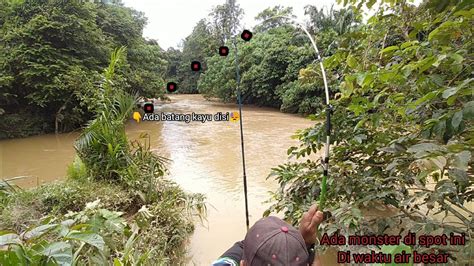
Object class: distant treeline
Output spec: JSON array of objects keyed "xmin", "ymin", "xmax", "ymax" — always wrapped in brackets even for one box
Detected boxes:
[{"xmin": 167, "ymin": 2, "xmax": 361, "ymax": 114}]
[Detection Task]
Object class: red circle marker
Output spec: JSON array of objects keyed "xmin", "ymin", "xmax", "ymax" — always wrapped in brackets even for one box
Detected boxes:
[
  {"xmin": 219, "ymin": 46, "xmax": 229, "ymax": 56},
  {"xmin": 143, "ymin": 103, "xmax": 154, "ymax": 113},
  {"xmin": 241, "ymin": 30, "xmax": 253, "ymax": 41},
  {"xmin": 166, "ymin": 82, "xmax": 177, "ymax": 93},
  {"xmin": 191, "ymin": 61, "xmax": 201, "ymax": 71}
]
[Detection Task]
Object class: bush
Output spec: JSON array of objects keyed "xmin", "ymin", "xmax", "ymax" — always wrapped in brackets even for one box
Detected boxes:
[
  {"xmin": 0, "ymin": 180, "xmax": 137, "ymax": 230},
  {"xmin": 266, "ymin": 1, "xmax": 473, "ymax": 263},
  {"xmin": 67, "ymin": 156, "xmax": 88, "ymax": 180},
  {"xmin": 0, "ymin": 113, "xmax": 51, "ymax": 139}
]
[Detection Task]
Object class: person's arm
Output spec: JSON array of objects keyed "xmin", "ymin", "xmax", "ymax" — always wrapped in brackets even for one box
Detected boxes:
[
  {"xmin": 299, "ymin": 205, "xmax": 324, "ymax": 266},
  {"xmin": 211, "ymin": 241, "xmax": 243, "ymax": 266}
]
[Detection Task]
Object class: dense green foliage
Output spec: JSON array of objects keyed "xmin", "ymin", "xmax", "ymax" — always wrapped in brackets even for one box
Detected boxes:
[
  {"xmin": 0, "ymin": 48, "xmax": 206, "ymax": 265},
  {"xmin": 0, "ymin": 0, "xmax": 167, "ymax": 139},
  {"xmin": 164, "ymin": 0, "xmax": 243, "ymax": 94},
  {"xmin": 264, "ymin": 0, "xmax": 473, "ymax": 263},
  {"xmin": 1, "ymin": 0, "xmax": 472, "ymax": 264},
  {"xmin": 197, "ymin": 4, "xmax": 360, "ymax": 112},
  {"xmin": 0, "ymin": 180, "xmax": 205, "ymax": 265}
]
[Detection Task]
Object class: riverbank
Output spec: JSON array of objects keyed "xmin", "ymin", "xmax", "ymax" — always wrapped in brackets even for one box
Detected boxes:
[
  {"xmin": 0, "ymin": 172, "xmax": 206, "ymax": 264},
  {"xmin": 1, "ymin": 94, "xmax": 319, "ymax": 264},
  {"xmin": 0, "ymin": 103, "xmax": 207, "ymax": 264},
  {"xmin": 1, "ymin": 49, "xmax": 208, "ymax": 264}
]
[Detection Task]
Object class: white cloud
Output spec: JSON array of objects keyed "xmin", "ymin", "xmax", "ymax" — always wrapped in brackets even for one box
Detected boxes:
[{"xmin": 121, "ymin": 0, "xmax": 340, "ymax": 49}]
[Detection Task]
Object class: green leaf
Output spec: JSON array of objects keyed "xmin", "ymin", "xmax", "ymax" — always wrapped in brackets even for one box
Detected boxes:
[
  {"xmin": 346, "ymin": 54, "xmax": 357, "ymax": 68},
  {"xmin": 435, "ymin": 180, "xmax": 457, "ymax": 195},
  {"xmin": 451, "ymin": 110, "xmax": 463, "ymax": 130},
  {"xmin": 375, "ymin": 243, "xmax": 412, "ymax": 266},
  {"xmin": 401, "ymin": 64, "xmax": 414, "ymax": 77},
  {"xmin": 428, "ymin": 21, "xmax": 456, "ymax": 42},
  {"xmin": 429, "ymin": 156, "xmax": 447, "ymax": 170},
  {"xmin": 407, "ymin": 143, "xmax": 445, "ymax": 154},
  {"xmin": 0, "ymin": 233, "xmax": 20, "ymax": 245},
  {"xmin": 453, "ymin": 0, "xmax": 474, "ymax": 12},
  {"xmin": 417, "ymin": 56, "xmax": 436, "ymax": 73},
  {"xmin": 101, "ymin": 212, "xmax": 125, "ymax": 233},
  {"xmin": 65, "ymin": 232, "xmax": 105, "ymax": 250},
  {"xmin": 433, "ymin": 120, "xmax": 446, "ymax": 139},
  {"xmin": 452, "ymin": 151, "xmax": 471, "ymax": 170},
  {"xmin": 362, "ymin": 74, "xmax": 375, "ymax": 88},
  {"xmin": 415, "ymin": 91, "xmax": 439, "ymax": 105},
  {"xmin": 0, "ymin": 247, "xmax": 28, "ymax": 265},
  {"xmin": 366, "ymin": 0, "xmax": 377, "ymax": 9},
  {"xmin": 114, "ymin": 258, "xmax": 124, "ymax": 266},
  {"xmin": 449, "ymin": 53, "xmax": 463, "ymax": 64},
  {"xmin": 351, "ymin": 207, "xmax": 362, "ymax": 219},
  {"xmin": 23, "ymin": 224, "xmax": 58, "ymax": 240},
  {"xmin": 287, "ymin": 146, "xmax": 298, "ymax": 155},
  {"xmin": 400, "ymin": 40, "xmax": 419, "ymax": 49},
  {"xmin": 442, "ymin": 87, "xmax": 459, "ymax": 99},
  {"xmin": 380, "ymin": 45, "xmax": 399, "ymax": 54},
  {"xmin": 356, "ymin": 73, "xmax": 367, "ymax": 87},
  {"xmin": 448, "ymin": 168, "xmax": 469, "ymax": 186},
  {"xmin": 432, "ymin": 54, "xmax": 447, "ymax": 67},
  {"xmin": 354, "ymin": 134, "xmax": 367, "ymax": 144},
  {"xmin": 463, "ymin": 101, "xmax": 474, "ymax": 119},
  {"xmin": 38, "ymin": 242, "xmax": 73, "ymax": 265}
]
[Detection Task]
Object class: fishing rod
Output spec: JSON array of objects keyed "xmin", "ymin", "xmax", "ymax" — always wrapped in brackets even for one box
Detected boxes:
[
  {"xmin": 229, "ymin": 6, "xmax": 332, "ymax": 229},
  {"xmin": 233, "ymin": 38, "xmax": 250, "ymax": 230},
  {"xmin": 227, "ymin": 0, "xmax": 250, "ymax": 230},
  {"xmin": 291, "ymin": 21, "xmax": 332, "ymax": 210},
  {"xmin": 254, "ymin": 16, "xmax": 333, "ymax": 211},
  {"xmin": 294, "ymin": 18, "xmax": 332, "ymax": 210}
]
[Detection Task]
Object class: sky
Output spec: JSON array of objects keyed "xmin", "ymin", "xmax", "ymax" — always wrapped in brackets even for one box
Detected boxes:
[{"xmin": 121, "ymin": 0, "xmax": 341, "ymax": 50}]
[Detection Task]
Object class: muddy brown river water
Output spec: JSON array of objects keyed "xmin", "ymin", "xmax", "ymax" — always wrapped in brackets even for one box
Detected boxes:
[{"xmin": 0, "ymin": 95, "xmax": 342, "ymax": 265}]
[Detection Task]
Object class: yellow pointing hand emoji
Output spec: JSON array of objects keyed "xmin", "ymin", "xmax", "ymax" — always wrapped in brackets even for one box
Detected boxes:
[{"xmin": 133, "ymin": 112, "xmax": 142, "ymax": 123}]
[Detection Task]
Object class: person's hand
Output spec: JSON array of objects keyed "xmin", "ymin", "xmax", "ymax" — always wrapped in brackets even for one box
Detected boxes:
[{"xmin": 299, "ymin": 204, "xmax": 324, "ymax": 245}]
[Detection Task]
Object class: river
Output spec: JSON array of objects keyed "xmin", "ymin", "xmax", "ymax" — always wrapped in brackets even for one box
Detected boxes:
[{"xmin": 0, "ymin": 94, "xmax": 340, "ymax": 265}]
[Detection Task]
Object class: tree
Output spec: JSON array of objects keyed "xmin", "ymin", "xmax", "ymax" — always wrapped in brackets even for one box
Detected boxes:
[
  {"xmin": 95, "ymin": 3, "xmax": 147, "ymax": 47},
  {"xmin": 165, "ymin": 47, "xmax": 183, "ymax": 79},
  {"xmin": 176, "ymin": 19, "xmax": 218, "ymax": 93},
  {"xmin": 126, "ymin": 40, "xmax": 168, "ymax": 98},
  {"xmin": 199, "ymin": 5, "xmax": 362, "ymax": 113},
  {"xmin": 0, "ymin": 0, "xmax": 168, "ymax": 138},
  {"xmin": 209, "ymin": 0, "xmax": 244, "ymax": 44},
  {"xmin": 304, "ymin": 5, "xmax": 361, "ymax": 35},
  {"xmin": 254, "ymin": 5, "xmax": 296, "ymax": 33}
]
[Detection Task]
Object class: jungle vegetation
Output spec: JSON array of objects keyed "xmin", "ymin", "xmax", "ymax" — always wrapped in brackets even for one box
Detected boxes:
[
  {"xmin": 0, "ymin": 47, "xmax": 206, "ymax": 265},
  {"xmin": 0, "ymin": 0, "xmax": 168, "ymax": 138},
  {"xmin": 260, "ymin": 0, "xmax": 472, "ymax": 263},
  {"xmin": 0, "ymin": 0, "xmax": 472, "ymax": 264}
]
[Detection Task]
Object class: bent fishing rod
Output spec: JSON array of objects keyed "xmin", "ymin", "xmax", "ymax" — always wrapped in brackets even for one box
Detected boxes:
[
  {"xmin": 229, "ymin": 8, "xmax": 332, "ymax": 229},
  {"xmin": 291, "ymin": 20, "xmax": 332, "ymax": 210}
]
